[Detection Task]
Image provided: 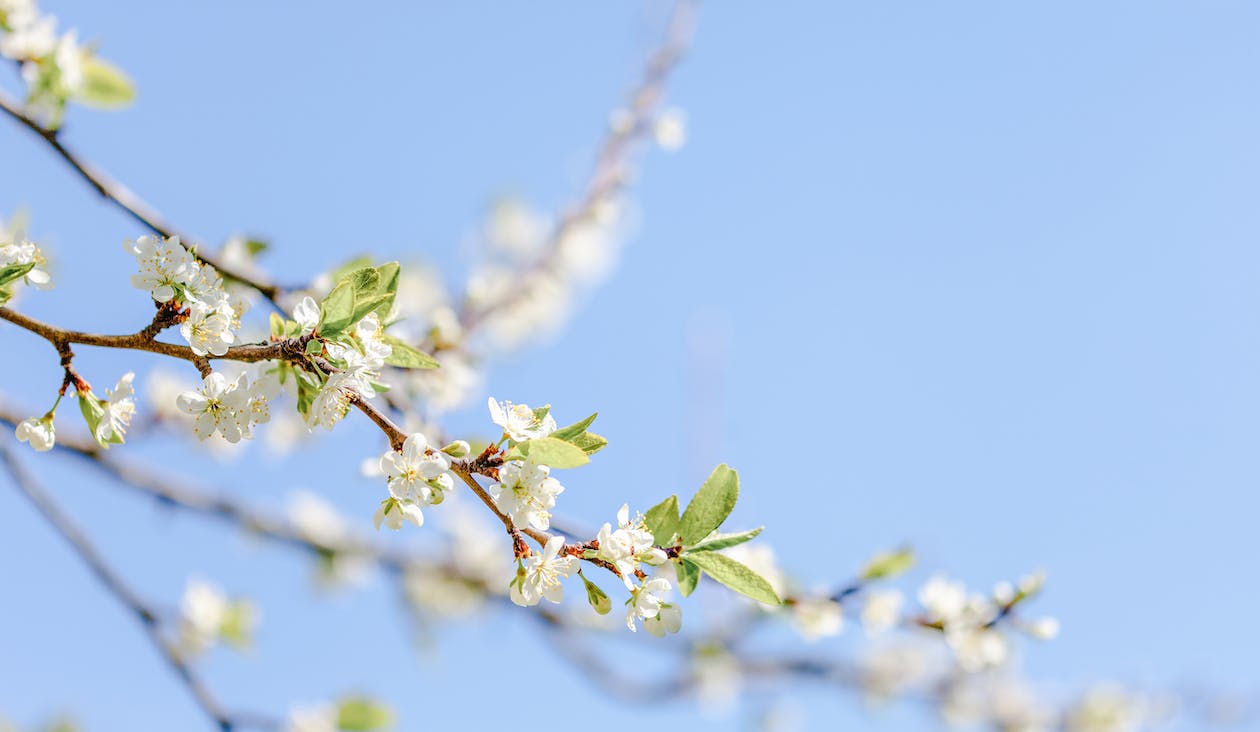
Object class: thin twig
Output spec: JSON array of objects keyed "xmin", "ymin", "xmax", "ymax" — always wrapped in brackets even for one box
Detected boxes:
[
  {"xmin": 0, "ymin": 89, "xmax": 283, "ymax": 305},
  {"xmin": 0, "ymin": 440, "xmax": 275, "ymax": 731}
]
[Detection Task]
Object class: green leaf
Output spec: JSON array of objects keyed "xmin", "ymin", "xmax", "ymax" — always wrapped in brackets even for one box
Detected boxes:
[
  {"xmin": 516, "ymin": 437, "xmax": 589, "ymax": 469},
  {"xmin": 0, "ymin": 262, "xmax": 35, "ymax": 287},
  {"xmin": 75, "ymin": 56, "xmax": 135, "ymax": 109},
  {"xmin": 77, "ymin": 393, "xmax": 110, "ymax": 447},
  {"xmin": 350, "ymin": 292, "xmax": 392, "ymax": 324},
  {"xmin": 268, "ymin": 312, "xmax": 284, "ymax": 338},
  {"xmin": 679, "ymin": 464, "xmax": 739, "ymax": 545},
  {"xmin": 304, "ymin": 339, "xmax": 323, "ymax": 356},
  {"xmin": 318, "ymin": 280, "xmax": 355, "ymax": 336},
  {"xmin": 382, "ymin": 336, "xmax": 439, "ymax": 369},
  {"xmin": 643, "ymin": 495, "xmax": 679, "ymax": 546},
  {"xmin": 676, "ymin": 558, "xmax": 701, "ymax": 597},
  {"xmin": 568, "ymin": 431, "xmax": 607, "ymax": 455},
  {"xmin": 347, "ymin": 266, "xmax": 380, "ymax": 296},
  {"xmin": 552, "ymin": 413, "xmax": 597, "ymax": 442},
  {"xmin": 687, "ymin": 527, "xmax": 764, "ymax": 553},
  {"xmin": 336, "ymin": 697, "xmax": 393, "ymax": 731},
  {"xmin": 684, "ymin": 551, "xmax": 780, "ymax": 605},
  {"xmin": 373, "ymin": 262, "xmax": 401, "ymax": 319},
  {"xmin": 861, "ymin": 546, "xmax": 916, "ymax": 581}
]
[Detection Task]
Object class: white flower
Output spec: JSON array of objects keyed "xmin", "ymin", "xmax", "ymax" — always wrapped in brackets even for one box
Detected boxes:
[
  {"xmin": 653, "ymin": 107, "xmax": 687, "ymax": 152},
  {"xmin": 14, "ymin": 414, "xmax": 54, "ymax": 451},
  {"xmin": 51, "ymin": 28, "xmax": 82, "ymax": 94},
  {"xmin": 595, "ymin": 504, "xmax": 663, "ymax": 589},
  {"xmin": 0, "ymin": 237, "xmax": 52, "ymax": 289},
  {"xmin": 861, "ymin": 589, "xmax": 904, "ymax": 636},
  {"xmin": 180, "ymin": 303, "xmax": 236, "ymax": 357},
  {"xmin": 126, "ymin": 234, "xmax": 194, "ymax": 303},
  {"xmin": 509, "ymin": 535, "xmax": 578, "ymax": 607},
  {"xmin": 1027, "ymin": 616, "xmax": 1060, "ymax": 640},
  {"xmin": 179, "ymin": 578, "xmax": 228, "ymax": 653},
  {"xmin": 307, "ymin": 371, "xmax": 358, "ymax": 430},
  {"xmin": 292, "ymin": 295, "xmax": 320, "ymax": 334},
  {"xmin": 176, "ymin": 372, "xmax": 251, "ymax": 442},
  {"xmin": 487, "ymin": 397, "xmax": 557, "ymax": 442},
  {"xmin": 0, "ymin": 10, "xmax": 54, "ymax": 60},
  {"xmin": 625, "ymin": 576, "xmax": 671, "ymax": 632},
  {"xmin": 918, "ymin": 575, "xmax": 968, "ymax": 623},
  {"xmin": 947, "ymin": 627, "xmax": 1009, "ymax": 672},
  {"xmin": 373, "ymin": 497, "xmax": 424, "ymax": 530},
  {"xmin": 643, "ymin": 603, "xmax": 682, "ymax": 637},
  {"xmin": 284, "ymin": 703, "xmax": 339, "ymax": 732},
  {"xmin": 488, "ymin": 460, "xmax": 563, "ymax": 531},
  {"xmin": 791, "ymin": 596, "xmax": 844, "ymax": 641},
  {"xmin": 379, "ymin": 432, "xmax": 453, "ymax": 506},
  {"xmin": 95, "ymin": 372, "xmax": 136, "ymax": 444}
]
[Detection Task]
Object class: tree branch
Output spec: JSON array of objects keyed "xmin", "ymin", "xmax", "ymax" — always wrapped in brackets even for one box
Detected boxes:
[
  {"xmin": 0, "ymin": 89, "xmax": 283, "ymax": 305},
  {"xmin": 0, "ymin": 440, "xmax": 277, "ymax": 731}
]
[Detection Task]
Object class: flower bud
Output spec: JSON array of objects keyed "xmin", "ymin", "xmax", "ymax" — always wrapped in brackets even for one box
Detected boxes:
[
  {"xmin": 581, "ymin": 573, "xmax": 611, "ymax": 615},
  {"xmin": 15, "ymin": 413, "xmax": 55, "ymax": 452},
  {"xmin": 440, "ymin": 440, "xmax": 471, "ymax": 458}
]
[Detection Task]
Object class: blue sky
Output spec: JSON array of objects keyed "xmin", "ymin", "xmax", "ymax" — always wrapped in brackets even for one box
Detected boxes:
[{"xmin": 2, "ymin": 2, "xmax": 1259, "ymax": 730}]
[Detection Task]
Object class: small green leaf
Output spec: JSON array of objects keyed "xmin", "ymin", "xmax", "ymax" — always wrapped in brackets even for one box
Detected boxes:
[
  {"xmin": 347, "ymin": 266, "xmax": 381, "ymax": 296},
  {"xmin": 516, "ymin": 437, "xmax": 589, "ymax": 469},
  {"xmin": 679, "ymin": 464, "xmax": 739, "ymax": 545},
  {"xmin": 350, "ymin": 292, "xmax": 393, "ymax": 324},
  {"xmin": 684, "ymin": 551, "xmax": 780, "ymax": 605},
  {"xmin": 643, "ymin": 495, "xmax": 679, "ymax": 546},
  {"xmin": 268, "ymin": 312, "xmax": 284, "ymax": 338},
  {"xmin": 304, "ymin": 339, "xmax": 323, "ymax": 356},
  {"xmin": 687, "ymin": 527, "xmax": 764, "ymax": 553},
  {"xmin": 552, "ymin": 413, "xmax": 596, "ymax": 442},
  {"xmin": 382, "ymin": 336, "xmax": 439, "ymax": 369},
  {"xmin": 75, "ymin": 56, "xmax": 135, "ymax": 109},
  {"xmin": 318, "ymin": 280, "xmax": 355, "ymax": 336},
  {"xmin": 0, "ymin": 262, "xmax": 35, "ymax": 287},
  {"xmin": 568, "ymin": 431, "xmax": 607, "ymax": 455},
  {"xmin": 676, "ymin": 558, "xmax": 701, "ymax": 597},
  {"xmin": 580, "ymin": 573, "xmax": 611, "ymax": 615},
  {"xmin": 861, "ymin": 546, "xmax": 916, "ymax": 581},
  {"xmin": 336, "ymin": 697, "xmax": 393, "ymax": 731}
]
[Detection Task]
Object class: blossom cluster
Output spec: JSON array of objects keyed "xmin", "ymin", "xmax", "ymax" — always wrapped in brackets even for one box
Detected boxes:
[
  {"xmin": 0, "ymin": 234, "xmax": 52, "ymax": 291},
  {"xmin": 374, "ymin": 432, "xmax": 455, "ymax": 529},
  {"xmin": 126, "ymin": 235, "xmax": 248, "ymax": 357},
  {"xmin": 0, "ymin": 0, "xmax": 85, "ymax": 122},
  {"xmin": 307, "ymin": 308, "xmax": 392, "ymax": 430},
  {"xmin": 176, "ymin": 370, "xmax": 278, "ymax": 443}
]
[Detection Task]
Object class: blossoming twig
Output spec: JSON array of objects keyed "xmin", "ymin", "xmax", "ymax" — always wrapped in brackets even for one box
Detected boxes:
[
  {"xmin": 0, "ymin": 440, "xmax": 278, "ymax": 732},
  {"xmin": 0, "ymin": 89, "xmax": 284, "ymax": 305}
]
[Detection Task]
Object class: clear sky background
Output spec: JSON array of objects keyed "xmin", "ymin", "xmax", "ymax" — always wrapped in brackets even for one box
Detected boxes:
[{"xmin": 2, "ymin": 2, "xmax": 1259, "ymax": 730}]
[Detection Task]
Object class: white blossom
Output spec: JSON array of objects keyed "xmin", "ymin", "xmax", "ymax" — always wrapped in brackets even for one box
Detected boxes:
[
  {"xmin": 179, "ymin": 578, "xmax": 228, "ymax": 653},
  {"xmin": 14, "ymin": 414, "xmax": 54, "ymax": 451},
  {"xmin": 488, "ymin": 460, "xmax": 563, "ymax": 531},
  {"xmin": 595, "ymin": 503, "xmax": 664, "ymax": 589},
  {"xmin": 292, "ymin": 295, "xmax": 320, "ymax": 334},
  {"xmin": 379, "ymin": 432, "xmax": 453, "ymax": 507},
  {"xmin": 1027, "ymin": 616, "xmax": 1061, "ymax": 640},
  {"xmin": 791, "ymin": 596, "xmax": 843, "ymax": 641},
  {"xmin": 625, "ymin": 575, "xmax": 671, "ymax": 632},
  {"xmin": 510, "ymin": 535, "xmax": 578, "ymax": 607},
  {"xmin": 0, "ymin": 237, "xmax": 52, "ymax": 289},
  {"xmin": 643, "ymin": 603, "xmax": 682, "ymax": 637},
  {"xmin": 653, "ymin": 107, "xmax": 687, "ymax": 151},
  {"xmin": 487, "ymin": 397, "xmax": 557, "ymax": 442},
  {"xmin": 95, "ymin": 372, "xmax": 135, "ymax": 444},
  {"xmin": 861, "ymin": 589, "xmax": 904, "ymax": 636},
  {"xmin": 283, "ymin": 703, "xmax": 339, "ymax": 732},
  {"xmin": 373, "ymin": 497, "xmax": 425, "ymax": 530},
  {"xmin": 126, "ymin": 234, "xmax": 194, "ymax": 303},
  {"xmin": 181, "ymin": 304, "xmax": 236, "ymax": 357},
  {"xmin": 177, "ymin": 372, "xmax": 252, "ymax": 442},
  {"xmin": 308, "ymin": 313, "xmax": 392, "ymax": 430}
]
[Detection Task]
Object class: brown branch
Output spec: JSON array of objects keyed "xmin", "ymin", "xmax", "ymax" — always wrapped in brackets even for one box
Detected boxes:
[
  {"xmin": 0, "ymin": 306, "xmax": 289, "ymax": 365},
  {"xmin": 455, "ymin": 0, "xmax": 701, "ymax": 338},
  {"xmin": 0, "ymin": 89, "xmax": 283, "ymax": 305},
  {"xmin": 0, "ymin": 440, "xmax": 276, "ymax": 731}
]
